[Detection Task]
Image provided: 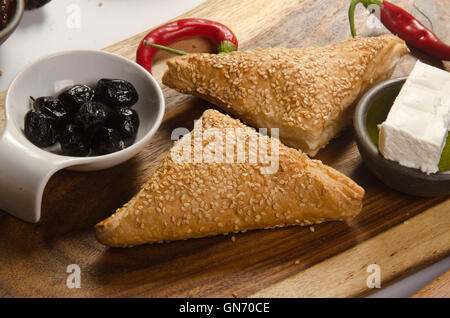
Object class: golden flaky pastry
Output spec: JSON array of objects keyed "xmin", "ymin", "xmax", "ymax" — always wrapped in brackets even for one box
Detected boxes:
[
  {"xmin": 95, "ymin": 109, "xmax": 364, "ymax": 247},
  {"xmin": 162, "ymin": 35, "xmax": 409, "ymax": 156}
]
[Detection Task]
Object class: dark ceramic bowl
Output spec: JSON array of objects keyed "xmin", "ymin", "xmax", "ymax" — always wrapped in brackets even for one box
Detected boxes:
[
  {"xmin": 354, "ymin": 76, "xmax": 450, "ymax": 197},
  {"xmin": 0, "ymin": 0, "xmax": 25, "ymax": 45}
]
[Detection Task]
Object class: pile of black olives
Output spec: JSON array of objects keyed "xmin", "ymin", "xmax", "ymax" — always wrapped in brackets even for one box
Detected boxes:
[{"xmin": 24, "ymin": 79, "xmax": 140, "ymax": 157}]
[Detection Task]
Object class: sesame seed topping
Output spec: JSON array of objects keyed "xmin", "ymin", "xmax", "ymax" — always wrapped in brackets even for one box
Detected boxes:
[
  {"xmin": 163, "ymin": 35, "xmax": 407, "ymax": 155},
  {"xmin": 98, "ymin": 109, "xmax": 365, "ymax": 245}
]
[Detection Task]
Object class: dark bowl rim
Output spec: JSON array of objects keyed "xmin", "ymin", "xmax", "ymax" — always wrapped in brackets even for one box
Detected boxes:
[
  {"xmin": 353, "ymin": 76, "xmax": 450, "ymax": 181},
  {"xmin": 0, "ymin": 0, "xmax": 25, "ymax": 40}
]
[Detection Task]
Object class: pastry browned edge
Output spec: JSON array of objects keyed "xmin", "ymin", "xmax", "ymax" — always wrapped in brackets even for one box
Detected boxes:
[
  {"xmin": 95, "ymin": 109, "xmax": 364, "ymax": 247},
  {"xmin": 162, "ymin": 34, "xmax": 409, "ymax": 156}
]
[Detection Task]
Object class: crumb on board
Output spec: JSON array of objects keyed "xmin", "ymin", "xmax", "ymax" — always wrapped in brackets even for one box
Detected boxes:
[
  {"xmin": 403, "ymin": 221, "xmax": 409, "ymax": 225},
  {"xmin": 231, "ymin": 235, "xmax": 236, "ymax": 242},
  {"xmin": 309, "ymin": 226, "xmax": 315, "ymax": 232},
  {"xmin": 232, "ymin": 292, "xmax": 238, "ymax": 298},
  {"xmin": 294, "ymin": 259, "xmax": 300, "ymax": 265}
]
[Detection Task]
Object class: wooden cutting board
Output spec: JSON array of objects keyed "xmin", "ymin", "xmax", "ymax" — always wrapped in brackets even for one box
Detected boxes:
[
  {"xmin": 0, "ymin": 0, "xmax": 449, "ymax": 297},
  {"xmin": 411, "ymin": 270, "xmax": 450, "ymax": 298}
]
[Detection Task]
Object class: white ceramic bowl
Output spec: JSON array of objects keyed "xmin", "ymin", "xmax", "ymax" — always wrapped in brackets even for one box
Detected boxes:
[{"xmin": 0, "ymin": 50, "xmax": 165, "ymax": 223}]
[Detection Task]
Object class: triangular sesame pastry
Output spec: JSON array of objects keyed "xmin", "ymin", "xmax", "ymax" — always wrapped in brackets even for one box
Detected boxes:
[
  {"xmin": 95, "ymin": 109, "xmax": 364, "ymax": 247},
  {"xmin": 162, "ymin": 34, "xmax": 409, "ymax": 156}
]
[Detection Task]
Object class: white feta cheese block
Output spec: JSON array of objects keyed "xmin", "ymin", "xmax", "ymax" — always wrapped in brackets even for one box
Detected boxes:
[{"xmin": 378, "ymin": 61, "xmax": 450, "ymax": 174}]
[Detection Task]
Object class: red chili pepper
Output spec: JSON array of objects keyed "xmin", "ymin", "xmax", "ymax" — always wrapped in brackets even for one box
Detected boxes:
[
  {"xmin": 136, "ymin": 18, "xmax": 238, "ymax": 74},
  {"xmin": 349, "ymin": 0, "xmax": 450, "ymax": 61}
]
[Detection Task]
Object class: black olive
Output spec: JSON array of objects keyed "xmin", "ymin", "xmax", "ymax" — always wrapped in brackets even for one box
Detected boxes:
[
  {"xmin": 74, "ymin": 101, "xmax": 111, "ymax": 130},
  {"xmin": 58, "ymin": 124, "xmax": 90, "ymax": 157},
  {"xmin": 91, "ymin": 127, "xmax": 125, "ymax": 155},
  {"xmin": 82, "ymin": 126, "xmax": 100, "ymax": 148},
  {"xmin": 94, "ymin": 79, "xmax": 139, "ymax": 108},
  {"xmin": 109, "ymin": 107, "xmax": 140, "ymax": 145},
  {"xmin": 24, "ymin": 110, "xmax": 57, "ymax": 148},
  {"xmin": 59, "ymin": 85, "xmax": 94, "ymax": 114},
  {"xmin": 32, "ymin": 96, "xmax": 68, "ymax": 123}
]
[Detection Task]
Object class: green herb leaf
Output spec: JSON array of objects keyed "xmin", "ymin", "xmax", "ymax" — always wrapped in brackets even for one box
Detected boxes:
[
  {"xmin": 217, "ymin": 41, "xmax": 237, "ymax": 54},
  {"xmin": 438, "ymin": 134, "xmax": 450, "ymax": 171}
]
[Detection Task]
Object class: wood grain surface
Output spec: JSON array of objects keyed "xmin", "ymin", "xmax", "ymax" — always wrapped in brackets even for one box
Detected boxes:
[
  {"xmin": 411, "ymin": 270, "xmax": 450, "ymax": 298},
  {"xmin": 251, "ymin": 200, "xmax": 450, "ymax": 297},
  {"xmin": 0, "ymin": 0, "xmax": 449, "ymax": 297}
]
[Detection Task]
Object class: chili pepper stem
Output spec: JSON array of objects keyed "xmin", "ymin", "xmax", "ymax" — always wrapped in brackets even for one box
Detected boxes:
[
  {"xmin": 143, "ymin": 41, "xmax": 188, "ymax": 56},
  {"xmin": 217, "ymin": 40, "xmax": 237, "ymax": 54},
  {"xmin": 144, "ymin": 40, "xmax": 237, "ymax": 57}
]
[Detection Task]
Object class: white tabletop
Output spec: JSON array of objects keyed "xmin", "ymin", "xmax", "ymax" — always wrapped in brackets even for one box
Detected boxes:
[
  {"xmin": 0, "ymin": 0, "xmax": 448, "ymax": 298},
  {"xmin": 0, "ymin": 0, "xmax": 204, "ymax": 90}
]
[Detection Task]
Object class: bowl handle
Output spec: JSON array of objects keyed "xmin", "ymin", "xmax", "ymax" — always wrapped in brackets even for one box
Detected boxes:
[{"xmin": 0, "ymin": 130, "xmax": 68, "ymax": 223}]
